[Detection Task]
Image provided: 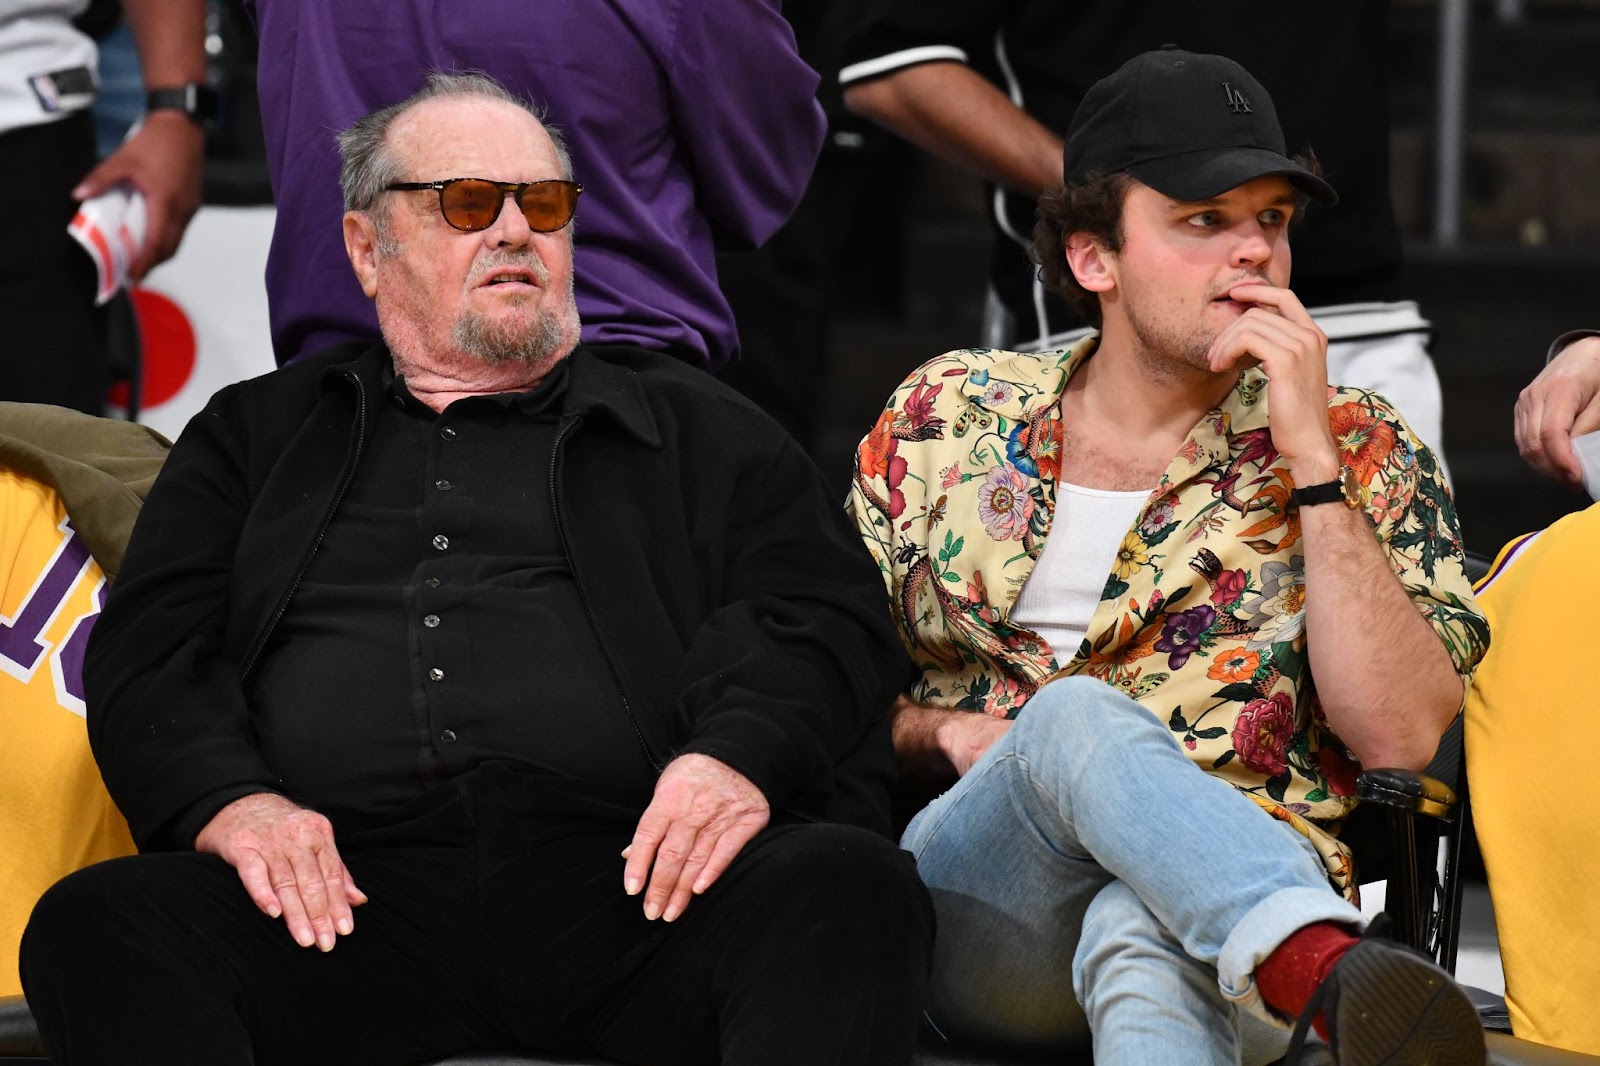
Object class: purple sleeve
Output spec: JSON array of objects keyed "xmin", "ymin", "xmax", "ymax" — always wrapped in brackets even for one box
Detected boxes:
[{"xmin": 666, "ymin": 0, "xmax": 826, "ymax": 253}]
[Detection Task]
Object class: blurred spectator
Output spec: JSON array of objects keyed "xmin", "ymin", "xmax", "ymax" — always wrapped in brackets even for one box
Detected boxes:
[
  {"xmin": 1466, "ymin": 499, "xmax": 1600, "ymax": 1055},
  {"xmin": 840, "ymin": 1, "xmax": 1449, "ymax": 462},
  {"xmin": 89, "ymin": 19, "xmax": 141, "ymax": 156},
  {"xmin": 245, "ymin": 0, "xmax": 824, "ymax": 370},
  {"xmin": 1515, "ymin": 330, "xmax": 1600, "ymax": 488},
  {"xmin": 0, "ymin": 402, "xmax": 167, "ymax": 997},
  {"xmin": 717, "ymin": 1, "xmax": 890, "ymax": 451},
  {"xmin": 0, "ymin": 0, "xmax": 205, "ymax": 414}
]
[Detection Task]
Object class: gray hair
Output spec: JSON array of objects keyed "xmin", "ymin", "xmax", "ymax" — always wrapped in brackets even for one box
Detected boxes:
[{"xmin": 336, "ymin": 70, "xmax": 575, "ymax": 222}]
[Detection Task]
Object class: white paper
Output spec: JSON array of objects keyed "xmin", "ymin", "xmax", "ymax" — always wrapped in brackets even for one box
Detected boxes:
[
  {"xmin": 66, "ymin": 184, "xmax": 149, "ymax": 306},
  {"xmin": 1572, "ymin": 429, "xmax": 1600, "ymax": 502}
]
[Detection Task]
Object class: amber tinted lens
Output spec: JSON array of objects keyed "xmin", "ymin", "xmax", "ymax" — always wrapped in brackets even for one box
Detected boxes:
[
  {"xmin": 517, "ymin": 181, "xmax": 579, "ymax": 231},
  {"xmin": 438, "ymin": 179, "xmax": 505, "ymax": 231}
]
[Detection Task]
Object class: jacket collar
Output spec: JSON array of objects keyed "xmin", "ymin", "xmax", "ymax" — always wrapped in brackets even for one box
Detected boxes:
[{"xmin": 317, "ymin": 340, "xmax": 662, "ymax": 449}]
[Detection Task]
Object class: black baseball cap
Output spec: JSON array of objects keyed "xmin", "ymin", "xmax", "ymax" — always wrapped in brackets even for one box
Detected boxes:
[{"xmin": 1062, "ymin": 46, "xmax": 1338, "ymax": 206}]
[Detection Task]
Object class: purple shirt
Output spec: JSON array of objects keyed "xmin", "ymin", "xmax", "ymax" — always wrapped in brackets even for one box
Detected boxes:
[{"xmin": 247, "ymin": 0, "xmax": 825, "ymax": 367}]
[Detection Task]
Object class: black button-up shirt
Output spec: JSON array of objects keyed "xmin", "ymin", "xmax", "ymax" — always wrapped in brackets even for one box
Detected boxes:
[{"xmin": 246, "ymin": 361, "xmax": 650, "ymax": 826}]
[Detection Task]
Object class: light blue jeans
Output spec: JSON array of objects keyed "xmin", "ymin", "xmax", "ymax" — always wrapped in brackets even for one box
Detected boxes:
[{"xmin": 904, "ymin": 676, "xmax": 1363, "ymax": 1065}]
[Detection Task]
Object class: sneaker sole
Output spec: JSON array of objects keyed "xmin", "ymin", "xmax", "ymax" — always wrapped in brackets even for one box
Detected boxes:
[{"xmin": 1330, "ymin": 943, "xmax": 1486, "ymax": 1065}]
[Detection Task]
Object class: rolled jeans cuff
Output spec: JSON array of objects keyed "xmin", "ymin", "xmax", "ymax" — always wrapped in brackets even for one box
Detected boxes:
[{"xmin": 1217, "ymin": 886, "xmax": 1365, "ymax": 1021}]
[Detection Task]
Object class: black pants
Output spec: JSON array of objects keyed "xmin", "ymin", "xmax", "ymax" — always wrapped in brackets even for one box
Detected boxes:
[
  {"xmin": 0, "ymin": 111, "xmax": 110, "ymax": 415},
  {"xmin": 21, "ymin": 763, "xmax": 934, "ymax": 1065}
]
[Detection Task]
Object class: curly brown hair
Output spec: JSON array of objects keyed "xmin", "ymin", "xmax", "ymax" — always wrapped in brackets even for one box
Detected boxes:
[{"xmin": 1028, "ymin": 172, "xmax": 1134, "ymax": 331}]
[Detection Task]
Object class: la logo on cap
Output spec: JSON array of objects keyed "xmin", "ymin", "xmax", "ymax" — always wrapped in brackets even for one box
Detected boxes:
[{"xmin": 1222, "ymin": 82, "xmax": 1252, "ymax": 114}]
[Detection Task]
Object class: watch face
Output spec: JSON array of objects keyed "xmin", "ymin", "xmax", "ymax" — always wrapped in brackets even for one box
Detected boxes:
[{"xmin": 1339, "ymin": 465, "xmax": 1363, "ymax": 507}]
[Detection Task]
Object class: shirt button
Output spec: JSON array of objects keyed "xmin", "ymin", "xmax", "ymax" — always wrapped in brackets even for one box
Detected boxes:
[
  {"xmin": 435, "ymin": 479, "xmax": 452, "ymax": 492},
  {"xmin": 428, "ymin": 667, "xmax": 445, "ymax": 682},
  {"xmin": 392, "ymin": 396, "xmax": 405, "ymax": 410},
  {"xmin": 432, "ymin": 534, "xmax": 449, "ymax": 551},
  {"xmin": 440, "ymin": 729, "xmax": 457, "ymax": 744},
  {"xmin": 440, "ymin": 426, "xmax": 457, "ymax": 440},
  {"xmin": 424, "ymin": 577, "xmax": 441, "ymax": 588},
  {"xmin": 423, "ymin": 614, "xmax": 441, "ymax": 628}
]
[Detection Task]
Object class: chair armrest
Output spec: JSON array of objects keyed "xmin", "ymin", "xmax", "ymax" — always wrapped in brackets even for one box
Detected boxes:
[
  {"xmin": 1356, "ymin": 767, "xmax": 1457, "ymax": 820},
  {"xmin": 0, "ymin": 994, "xmax": 45, "ymax": 1057},
  {"xmin": 1489, "ymin": 1032, "xmax": 1600, "ymax": 1065}
]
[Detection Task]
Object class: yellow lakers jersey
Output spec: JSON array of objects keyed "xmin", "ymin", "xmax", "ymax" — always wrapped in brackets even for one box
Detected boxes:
[{"xmin": 1, "ymin": 467, "xmax": 135, "ymax": 996}]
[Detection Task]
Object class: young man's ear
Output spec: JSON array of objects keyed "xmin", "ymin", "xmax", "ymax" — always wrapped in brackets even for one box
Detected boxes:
[
  {"xmin": 1065, "ymin": 233, "xmax": 1115, "ymax": 295},
  {"xmin": 343, "ymin": 211, "xmax": 381, "ymax": 298}
]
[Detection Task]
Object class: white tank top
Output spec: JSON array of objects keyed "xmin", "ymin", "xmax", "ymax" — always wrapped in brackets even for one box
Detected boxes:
[{"xmin": 1011, "ymin": 482, "xmax": 1152, "ymax": 663}]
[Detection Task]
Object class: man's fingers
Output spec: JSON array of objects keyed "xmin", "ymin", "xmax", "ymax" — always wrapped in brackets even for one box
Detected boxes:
[
  {"xmin": 1528, "ymin": 387, "xmax": 1584, "ymax": 483},
  {"xmin": 641, "ymin": 822, "xmax": 698, "ymax": 922},
  {"xmin": 344, "ymin": 864, "xmax": 369, "ymax": 907},
  {"xmin": 233, "ymin": 848, "xmax": 282, "ymax": 919},
  {"xmin": 1209, "ymin": 321, "xmax": 1292, "ymax": 373},
  {"xmin": 624, "ymin": 808, "xmax": 669, "ymax": 897},
  {"xmin": 660, "ymin": 829, "xmax": 722, "ymax": 922},
  {"xmin": 314, "ymin": 844, "xmax": 356, "ymax": 937},
  {"xmin": 268, "ymin": 862, "xmax": 316, "ymax": 949},
  {"xmin": 70, "ymin": 157, "xmax": 126, "ymax": 202},
  {"xmin": 1226, "ymin": 283, "xmax": 1316, "ymax": 328},
  {"xmin": 284, "ymin": 845, "xmax": 337, "ymax": 951},
  {"xmin": 1537, "ymin": 422, "xmax": 1583, "ymax": 484},
  {"xmin": 692, "ymin": 820, "xmax": 763, "ymax": 896}
]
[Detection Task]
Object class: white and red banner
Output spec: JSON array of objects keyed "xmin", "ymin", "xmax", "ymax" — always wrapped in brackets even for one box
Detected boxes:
[{"xmin": 111, "ymin": 205, "xmax": 278, "ymax": 440}]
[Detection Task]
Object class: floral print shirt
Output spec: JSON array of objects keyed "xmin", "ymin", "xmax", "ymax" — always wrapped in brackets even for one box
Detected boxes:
[{"xmin": 847, "ymin": 338, "xmax": 1490, "ymax": 899}]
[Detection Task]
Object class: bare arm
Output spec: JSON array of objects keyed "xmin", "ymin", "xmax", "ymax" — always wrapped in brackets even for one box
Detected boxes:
[
  {"xmin": 1293, "ymin": 492, "xmax": 1464, "ymax": 770},
  {"xmin": 1210, "ymin": 284, "xmax": 1464, "ymax": 770},
  {"xmin": 75, "ymin": 0, "xmax": 206, "ymax": 278},
  {"xmin": 891, "ymin": 694, "xmax": 1012, "ymax": 781},
  {"xmin": 843, "ymin": 62, "xmax": 1063, "ymax": 198}
]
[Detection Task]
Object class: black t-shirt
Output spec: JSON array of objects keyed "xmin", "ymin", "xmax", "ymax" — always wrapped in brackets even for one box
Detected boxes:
[
  {"xmin": 842, "ymin": 0, "xmax": 1404, "ymax": 345},
  {"xmin": 246, "ymin": 360, "xmax": 652, "ymax": 828}
]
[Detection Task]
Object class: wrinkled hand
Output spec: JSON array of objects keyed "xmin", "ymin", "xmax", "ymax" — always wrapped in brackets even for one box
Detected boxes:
[
  {"xmin": 73, "ymin": 110, "xmax": 204, "ymax": 280},
  {"xmin": 195, "ymin": 792, "xmax": 367, "ymax": 951},
  {"xmin": 623, "ymin": 754, "xmax": 769, "ymax": 923},
  {"xmin": 1208, "ymin": 283, "xmax": 1339, "ymax": 474},
  {"xmin": 1515, "ymin": 335, "xmax": 1600, "ymax": 487},
  {"xmin": 937, "ymin": 712, "xmax": 1012, "ymax": 777}
]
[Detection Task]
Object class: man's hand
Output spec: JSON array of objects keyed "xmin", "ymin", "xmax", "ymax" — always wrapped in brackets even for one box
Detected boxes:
[
  {"xmin": 1208, "ymin": 283, "xmax": 1340, "ymax": 478},
  {"xmin": 936, "ymin": 711, "xmax": 1012, "ymax": 777},
  {"xmin": 1515, "ymin": 335, "xmax": 1600, "ymax": 487},
  {"xmin": 891, "ymin": 694, "xmax": 1012, "ymax": 780},
  {"xmin": 73, "ymin": 110, "xmax": 204, "ymax": 280},
  {"xmin": 194, "ymin": 792, "xmax": 367, "ymax": 951},
  {"xmin": 623, "ymin": 754, "xmax": 769, "ymax": 923}
]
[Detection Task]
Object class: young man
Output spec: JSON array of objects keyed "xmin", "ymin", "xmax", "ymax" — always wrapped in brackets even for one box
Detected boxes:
[{"xmin": 850, "ymin": 48, "xmax": 1489, "ymax": 1065}]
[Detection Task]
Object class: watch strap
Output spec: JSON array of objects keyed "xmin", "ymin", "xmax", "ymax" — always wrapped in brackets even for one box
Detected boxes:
[
  {"xmin": 1291, "ymin": 479, "xmax": 1346, "ymax": 507},
  {"xmin": 146, "ymin": 84, "xmax": 216, "ymax": 122}
]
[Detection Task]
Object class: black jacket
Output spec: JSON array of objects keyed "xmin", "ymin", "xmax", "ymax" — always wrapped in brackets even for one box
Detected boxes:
[{"xmin": 85, "ymin": 342, "xmax": 906, "ymax": 851}]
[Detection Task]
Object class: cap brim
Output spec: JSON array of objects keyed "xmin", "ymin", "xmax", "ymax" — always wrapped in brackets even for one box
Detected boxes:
[{"xmin": 1126, "ymin": 145, "xmax": 1338, "ymax": 206}]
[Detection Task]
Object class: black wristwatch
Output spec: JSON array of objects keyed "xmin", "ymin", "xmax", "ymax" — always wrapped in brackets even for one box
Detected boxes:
[
  {"xmin": 1292, "ymin": 466, "xmax": 1363, "ymax": 509},
  {"xmin": 146, "ymin": 83, "xmax": 217, "ymax": 124}
]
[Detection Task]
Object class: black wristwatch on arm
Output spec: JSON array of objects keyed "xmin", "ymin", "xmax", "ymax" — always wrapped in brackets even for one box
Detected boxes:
[
  {"xmin": 145, "ymin": 82, "xmax": 217, "ymax": 125},
  {"xmin": 1291, "ymin": 466, "xmax": 1362, "ymax": 509}
]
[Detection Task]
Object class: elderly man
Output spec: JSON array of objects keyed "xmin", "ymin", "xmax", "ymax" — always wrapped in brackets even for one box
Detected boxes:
[
  {"xmin": 20, "ymin": 72, "xmax": 932, "ymax": 1066},
  {"xmin": 850, "ymin": 49, "xmax": 1488, "ymax": 1065}
]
